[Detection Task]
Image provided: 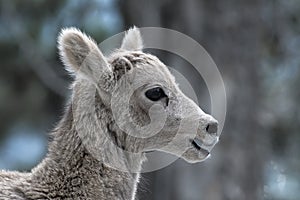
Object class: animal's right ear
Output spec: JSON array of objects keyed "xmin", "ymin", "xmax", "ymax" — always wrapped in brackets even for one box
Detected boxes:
[
  {"xmin": 121, "ymin": 26, "xmax": 143, "ymax": 51},
  {"xmin": 58, "ymin": 27, "xmax": 113, "ymax": 90}
]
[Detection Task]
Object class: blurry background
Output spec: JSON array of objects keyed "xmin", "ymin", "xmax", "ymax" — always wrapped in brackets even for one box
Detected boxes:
[{"xmin": 0, "ymin": 0, "xmax": 299, "ymax": 200}]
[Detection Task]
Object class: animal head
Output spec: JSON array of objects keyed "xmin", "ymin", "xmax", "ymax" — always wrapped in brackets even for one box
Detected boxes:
[{"xmin": 58, "ymin": 27, "xmax": 220, "ymax": 164}]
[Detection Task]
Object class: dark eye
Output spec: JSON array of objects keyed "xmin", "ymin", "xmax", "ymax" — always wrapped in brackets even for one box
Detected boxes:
[{"xmin": 145, "ymin": 87, "xmax": 167, "ymax": 101}]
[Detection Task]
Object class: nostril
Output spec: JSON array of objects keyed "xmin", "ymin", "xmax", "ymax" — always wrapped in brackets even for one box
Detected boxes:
[{"xmin": 206, "ymin": 122, "xmax": 218, "ymax": 134}]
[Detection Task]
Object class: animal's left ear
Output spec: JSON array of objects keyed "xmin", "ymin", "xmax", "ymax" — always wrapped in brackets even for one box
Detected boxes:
[{"xmin": 121, "ymin": 26, "xmax": 143, "ymax": 51}]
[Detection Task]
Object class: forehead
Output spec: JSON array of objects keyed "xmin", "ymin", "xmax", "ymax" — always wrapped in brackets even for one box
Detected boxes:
[{"xmin": 108, "ymin": 51, "xmax": 176, "ymax": 86}]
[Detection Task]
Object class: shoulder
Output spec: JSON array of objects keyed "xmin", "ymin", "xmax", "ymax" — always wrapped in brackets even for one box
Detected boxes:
[{"xmin": 0, "ymin": 170, "xmax": 29, "ymax": 199}]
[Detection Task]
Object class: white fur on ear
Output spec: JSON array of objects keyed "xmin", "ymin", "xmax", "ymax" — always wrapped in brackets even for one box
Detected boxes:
[
  {"xmin": 121, "ymin": 26, "xmax": 143, "ymax": 51},
  {"xmin": 58, "ymin": 27, "xmax": 113, "ymax": 91}
]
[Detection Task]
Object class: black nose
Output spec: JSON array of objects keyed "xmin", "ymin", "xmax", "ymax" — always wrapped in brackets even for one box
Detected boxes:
[{"xmin": 206, "ymin": 122, "xmax": 218, "ymax": 134}]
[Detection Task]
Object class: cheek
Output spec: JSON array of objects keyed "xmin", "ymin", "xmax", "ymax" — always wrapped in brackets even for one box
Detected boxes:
[
  {"xmin": 164, "ymin": 101, "xmax": 182, "ymax": 127},
  {"xmin": 144, "ymin": 131, "xmax": 177, "ymax": 149},
  {"xmin": 129, "ymin": 97, "xmax": 151, "ymax": 126}
]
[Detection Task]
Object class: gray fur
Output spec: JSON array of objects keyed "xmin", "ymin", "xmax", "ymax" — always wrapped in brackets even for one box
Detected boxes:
[{"xmin": 0, "ymin": 27, "xmax": 219, "ymax": 199}]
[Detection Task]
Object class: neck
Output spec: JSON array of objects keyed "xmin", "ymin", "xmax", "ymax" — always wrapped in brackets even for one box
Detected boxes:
[{"xmin": 30, "ymin": 81, "xmax": 145, "ymax": 200}]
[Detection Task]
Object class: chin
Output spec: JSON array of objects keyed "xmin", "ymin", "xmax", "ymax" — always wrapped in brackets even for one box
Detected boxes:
[{"xmin": 181, "ymin": 148, "xmax": 211, "ymax": 163}]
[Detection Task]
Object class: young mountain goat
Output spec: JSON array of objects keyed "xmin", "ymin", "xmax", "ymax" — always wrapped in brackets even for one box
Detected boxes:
[{"xmin": 0, "ymin": 27, "xmax": 220, "ymax": 199}]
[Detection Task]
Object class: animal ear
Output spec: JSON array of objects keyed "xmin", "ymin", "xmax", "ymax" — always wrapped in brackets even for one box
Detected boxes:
[
  {"xmin": 58, "ymin": 27, "xmax": 113, "ymax": 90},
  {"xmin": 120, "ymin": 26, "xmax": 143, "ymax": 51}
]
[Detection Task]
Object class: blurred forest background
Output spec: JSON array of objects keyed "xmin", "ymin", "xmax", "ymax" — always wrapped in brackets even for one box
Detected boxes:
[{"xmin": 0, "ymin": 0, "xmax": 299, "ymax": 200}]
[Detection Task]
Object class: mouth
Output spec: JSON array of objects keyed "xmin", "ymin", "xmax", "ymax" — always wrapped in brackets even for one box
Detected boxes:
[{"xmin": 191, "ymin": 138, "xmax": 210, "ymax": 155}]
